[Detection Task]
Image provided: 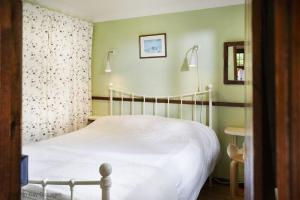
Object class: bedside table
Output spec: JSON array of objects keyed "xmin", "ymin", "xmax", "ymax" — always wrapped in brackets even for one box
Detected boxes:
[
  {"xmin": 88, "ymin": 115, "xmax": 101, "ymax": 124},
  {"xmin": 224, "ymin": 127, "xmax": 245, "ymax": 144},
  {"xmin": 225, "ymin": 127, "xmax": 245, "ymax": 200}
]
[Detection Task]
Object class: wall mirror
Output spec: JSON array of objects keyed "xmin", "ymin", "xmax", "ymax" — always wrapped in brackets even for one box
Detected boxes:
[{"xmin": 224, "ymin": 41, "xmax": 245, "ymax": 84}]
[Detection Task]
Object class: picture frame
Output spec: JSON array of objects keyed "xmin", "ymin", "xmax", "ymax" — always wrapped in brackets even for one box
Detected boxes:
[{"xmin": 139, "ymin": 33, "xmax": 167, "ymax": 58}]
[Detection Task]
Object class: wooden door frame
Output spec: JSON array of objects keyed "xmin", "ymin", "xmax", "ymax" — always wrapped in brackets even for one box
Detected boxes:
[
  {"xmin": 0, "ymin": 0, "xmax": 22, "ymax": 199},
  {"xmin": 275, "ymin": 0, "xmax": 300, "ymax": 199},
  {"xmin": 245, "ymin": 0, "xmax": 273, "ymax": 198},
  {"xmin": 246, "ymin": 0, "xmax": 300, "ymax": 199},
  {"xmin": 250, "ymin": 0, "xmax": 277, "ymax": 199}
]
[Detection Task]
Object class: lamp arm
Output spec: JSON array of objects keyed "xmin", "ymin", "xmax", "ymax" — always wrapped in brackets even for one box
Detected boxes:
[
  {"xmin": 186, "ymin": 45, "xmax": 200, "ymax": 92},
  {"xmin": 185, "ymin": 45, "xmax": 198, "ymax": 56},
  {"xmin": 107, "ymin": 50, "xmax": 115, "ymax": 60},
  {"xmin": 196, "ymin": 50, "xmax": 200, "ymax": 92},
  {"xmin": 185, "ymin": 48, "xmax": 193, "ymax": 57}
]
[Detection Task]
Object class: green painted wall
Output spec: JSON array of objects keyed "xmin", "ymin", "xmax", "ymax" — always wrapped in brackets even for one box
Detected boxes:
[{"xmin": 91, "ymin": 5, "xmax": 245, "ymax": 179}]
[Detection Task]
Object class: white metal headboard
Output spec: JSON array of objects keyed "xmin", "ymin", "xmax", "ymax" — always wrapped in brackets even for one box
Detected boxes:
[{"xmin": 108, "ymin": 84, "xmax": 213, "ymax": 128}]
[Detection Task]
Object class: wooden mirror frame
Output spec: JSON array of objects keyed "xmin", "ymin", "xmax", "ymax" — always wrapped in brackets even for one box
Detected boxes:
[{"xmin": 224, "ymin": 41, "xmax": 245, "ymax": 85}]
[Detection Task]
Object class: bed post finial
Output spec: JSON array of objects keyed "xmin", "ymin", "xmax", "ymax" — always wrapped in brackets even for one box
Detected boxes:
[
  {"xmin": 69, "ymin": 179, "xmax": 75, "ymax": 200},
  {"xmin": 207, "ymin": 84, "xmax": 213, "ymax": 128},
  {"xmin": 207, "ymin": 84, "xmax": 212, "ymax": 90},
  {"xmin": 42, "ymin": 179, "xmax": 48, "ymax": 200},
  {"xmin": 100, "ymin": 163, "xmax": 112, "ymax": 200}
]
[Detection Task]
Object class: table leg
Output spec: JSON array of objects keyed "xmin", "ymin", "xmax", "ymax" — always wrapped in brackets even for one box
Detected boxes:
[{"xmin": 230, "ymin": 160, "xmax": 238, "ymax": 200}]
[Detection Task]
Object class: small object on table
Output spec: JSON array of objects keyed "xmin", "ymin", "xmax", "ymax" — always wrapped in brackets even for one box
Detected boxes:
[
  {"xmin": 224, "ymin": 127, "xmax": 245, "ymax": 200},
  {"xmin": 21, "ymin": 155, "xmax": 28, "ymax": 186}
]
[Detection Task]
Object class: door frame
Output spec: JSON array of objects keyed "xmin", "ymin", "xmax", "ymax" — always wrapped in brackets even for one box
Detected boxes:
[
  {"xmin": 275, "ymin": 0, "xmax": 300, "ymax": 199},
  {"xmin": 0, "ymin": 0, "xmax": 22, "ymax": 199},
  {"xmin": 245, "ymin": 0, "xmax": 300, "ymax": 199}
]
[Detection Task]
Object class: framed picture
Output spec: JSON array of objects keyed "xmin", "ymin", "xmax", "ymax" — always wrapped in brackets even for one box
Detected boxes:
[{"xmin": 139, "ymin": 33, "xmax": 167, "ymax": 58}]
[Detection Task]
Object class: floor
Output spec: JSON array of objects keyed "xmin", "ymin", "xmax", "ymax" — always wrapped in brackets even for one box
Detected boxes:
[{"xmin": 197, "ymin": 183, "xmax": 244, "ymax": 200}]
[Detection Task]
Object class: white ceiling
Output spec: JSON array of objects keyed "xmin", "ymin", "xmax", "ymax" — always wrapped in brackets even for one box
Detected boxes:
[{"xmin": 26, "ymin": 0, "xmax": 244, "ymax": 22}]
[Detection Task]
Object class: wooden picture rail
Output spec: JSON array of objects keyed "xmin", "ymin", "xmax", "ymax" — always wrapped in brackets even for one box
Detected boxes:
[{"xmin": 92, "ymin": 96, "xmax": 248, "ymax": 108}]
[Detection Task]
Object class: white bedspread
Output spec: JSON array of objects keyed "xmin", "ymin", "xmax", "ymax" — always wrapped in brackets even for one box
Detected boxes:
[{"xmin": 22, "ymin": 115, "xmax": 220, "ymax": 200}]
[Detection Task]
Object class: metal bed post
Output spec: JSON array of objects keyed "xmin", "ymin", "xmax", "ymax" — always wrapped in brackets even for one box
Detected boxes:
[
  {"xmin": 154, "ymin": 97, "xmax": 157, "ymax": 115},
  {"xmin": 180, "ymin": 96, "xmax": 183, "ymax": 119},
  {"xmin": 207, "ymin": 84, "xmax": 213, "ymax": 187},
  {"xmin": 121, "ymin": 93, "xmax": 124, "ymax": 115},
  {"xmin": 193, "ymin": 93, "xmax": 197, "ymax": 121},
  {"xmin": 143, "ymin": 96, "xmax": 146, "ymax": 115},
  {"xmin": 167, "ymin": 97, "xmax": 170, "ymax": 117},
  {"xmin": 131, "ymin": 94, "xmax": 134, "ymax": 115},
  {"xmin": 207, "ymin": 84, "xmax": 213, "ymax": 128},
  {"xmin": 100, "ymin": 163, "xmax": 112, "ymax": 200},
  {"xmin": 69, "ymin": 179, "xmax": 75, "ymax": 200},
  {"xmin": 42, "ymin": 179, "xmax": 47, "ymax": 200},
  {"xmin": 109, "ymin": 85, "xmax": 113, "ymax": 116}
]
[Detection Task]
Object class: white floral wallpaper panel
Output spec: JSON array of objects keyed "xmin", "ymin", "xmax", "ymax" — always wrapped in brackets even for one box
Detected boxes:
[{"xmin": 23, "ymin": 3, "xmax": 93, "ymax": 144}]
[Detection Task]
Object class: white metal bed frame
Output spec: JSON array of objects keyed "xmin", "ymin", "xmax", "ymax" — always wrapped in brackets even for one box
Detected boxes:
[{"xmin": 27, "ymin": 84, "xmax": 213, "ymax": 200}]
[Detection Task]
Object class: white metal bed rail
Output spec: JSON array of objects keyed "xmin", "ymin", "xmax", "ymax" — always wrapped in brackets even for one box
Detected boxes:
[
  {"xmin": 27, "ymin": 163, "xmax": 112, "ymax": 200},
  {"xmin": 109, "ymin": 84, "xmax": 213, "ymax": 128}
]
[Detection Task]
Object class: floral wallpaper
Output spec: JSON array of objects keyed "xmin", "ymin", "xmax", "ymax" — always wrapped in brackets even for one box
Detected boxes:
[{"xmin": 22, "ymin": 3, "xmax": 93, "ymax": 144}]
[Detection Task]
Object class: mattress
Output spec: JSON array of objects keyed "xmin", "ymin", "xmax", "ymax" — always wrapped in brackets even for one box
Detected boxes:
[{"xmin": 22, "ymin": 115, "xmax": 220, "ymax": 200}]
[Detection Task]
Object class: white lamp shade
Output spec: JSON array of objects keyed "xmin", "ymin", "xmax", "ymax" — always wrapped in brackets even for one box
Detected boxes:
[
  {"xmin": 104, "ymin": 50, "xmax": 115, "ymax": 73},
  {"xmin": 188, "ymin": 50, "xmax": 197, "ymax": 68},
  {"xmin": 105, "ymin": 60, "xmax": 112, "ymax": 73}
]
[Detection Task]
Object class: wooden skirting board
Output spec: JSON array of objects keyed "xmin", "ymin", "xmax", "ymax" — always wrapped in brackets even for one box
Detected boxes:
[{"xmin": 92, "ymin": 96, "xmax": 248, "ymax": 108}]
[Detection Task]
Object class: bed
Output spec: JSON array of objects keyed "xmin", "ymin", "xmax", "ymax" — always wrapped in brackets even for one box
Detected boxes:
[{"xmin": 22, "ymin": 85, "xmax": 220, "ymax": 200}]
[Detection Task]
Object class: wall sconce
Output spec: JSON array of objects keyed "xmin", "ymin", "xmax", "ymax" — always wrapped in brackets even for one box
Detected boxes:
[
  {"xmin": 188, "ymin": 45, "xmax": 199, "ymax": 68},
  {"xmin": 105, "ymin": 50, "xmax": 115, "ymax": 73},
  {"xmin": 185, "ymin": 45, "xmax": 200, "ymax": 91}
]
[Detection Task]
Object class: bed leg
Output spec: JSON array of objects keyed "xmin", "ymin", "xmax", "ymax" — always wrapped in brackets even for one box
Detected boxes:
[{"xmin": 100, "ymin": 163, "xmax": 112, "ymax": 200}]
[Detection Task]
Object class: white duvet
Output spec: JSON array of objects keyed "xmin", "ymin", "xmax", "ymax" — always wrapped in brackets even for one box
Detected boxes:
[{"xmin": 22, "ymin": 115, "xmax": 220, "ymax": 200}]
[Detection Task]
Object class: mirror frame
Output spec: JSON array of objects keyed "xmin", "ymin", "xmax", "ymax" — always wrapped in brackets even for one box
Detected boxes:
[{"xmin": 224, "ymin": 41, "xmax": 245, "ymax": 85}]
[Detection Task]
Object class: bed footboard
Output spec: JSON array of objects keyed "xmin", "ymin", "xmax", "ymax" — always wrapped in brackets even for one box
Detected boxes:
[{"xmin": 27, "ymin": 163, "xmax": 112, "ymax": 200}]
